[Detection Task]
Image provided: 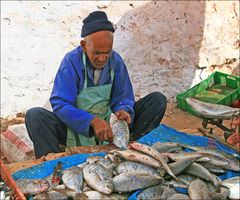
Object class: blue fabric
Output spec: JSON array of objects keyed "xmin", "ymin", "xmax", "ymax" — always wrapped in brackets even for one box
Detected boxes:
[
  {"xmin": 12, "ymin": 152, "xmax": 106, "ymax": 180},
  {"xmin": 50, "ymin": 46, "xmax": 135, "ymax": 136},
  {"xmin": 12, "ymin": 124, "xmax": 239, "ymax": 199}
]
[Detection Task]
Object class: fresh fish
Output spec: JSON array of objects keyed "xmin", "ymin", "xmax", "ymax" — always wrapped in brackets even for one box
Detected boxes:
[
  {"xmin": 221, "ymin": 176, "xmax": 240, "ymax": 199},
  {"xmin": 62, "ymin": 166, "xmax": 84, "ymax": 193},
  {"xmin": 82, "ymin": 181, "xmax": 92, "ymax": 192},
  {"xmin": 199, "ymin": 163, "xmax": 226, "ymax": 174},
  {"xmin": 182, "ymin": 145, "xmax": 239, "ymax": 158},
  {"xmin": 201, "ymin": 153, "xmax": 231, "ymax": 168},
  {"xmin": 187, "ymin": 150, "xmax": 239, "ymax": 171},
  {"xmin": 97, "ymin": 157, "xmax": 115, "ymax": 175},
  {"xmin": 115, "ymin": 161, "xmax": 165, "ymax": 177},
  {"xmin": 87, "ymin": 156, "xmax": 115, "ymax": 176},
  {"xmin": 110, "ymin": 113, "xmax": 129, "ymax": 149},
  {"xmin": 84, "ymin": 190, "xmax": 128, "ymax": 199},
  {"xmin": 186, "ymin": 97, "xmax": 240, "ymax": 119},
  {"xmin": 162, "ymin": 152, "xmax": 211, "ymax": 162},
  {"xmin": 52, "ymin": 188, "xmax": 88, "ymax": 200},
  {"xmin": 160, "ymin": 185, "xmax": 176, "ymax": 200},
  {"xmin": 184, "ymin": 163, "xmax": 221, "ymax": 187},
  {"xmin": 168, "ymin": 156, "xmax": 201, "ymax": 176},
  {"xmin": 34, "ymin": 190, "xmax": 68, "ymax": 200},
  {"xmin": 113, "ymin": 149, "xmax": 162, "ymax": 168},
  {"xmin": 151, "ymin": 142, "xmax": 182, "ymax": 153},
  {"xmin": 83, "ymin": 163, "xmax": 113, "ymax": 194},
  {"xmin": 129, "ymin": 142, "xmax": 179, "ymax": 181},
  {"xmin": 167, "ymin": 174, "xmax": 196, "ymax": 188},
  {"xmin": 113, "ymin": 172, "xmax": 163, "ymax": 192},
  {"xmin": 15, "ymin": 179, "xmax": 49, "ymax": 195},
  {"xmin": 188, "ymin": 178, "xmax": 213, "ymax": 200},
  {"xmin": 136, "ymin": 184, "xmax": 165, "ymax": 200},
  {"xmin": 167, "ymin": 193, "xmax": 190, "ymax": 200}
]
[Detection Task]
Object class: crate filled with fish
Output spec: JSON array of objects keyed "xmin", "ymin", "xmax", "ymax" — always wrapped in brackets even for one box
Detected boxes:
[{"xmin": 10, "ymin": 140, "xmax": 240, "ymax": 200}]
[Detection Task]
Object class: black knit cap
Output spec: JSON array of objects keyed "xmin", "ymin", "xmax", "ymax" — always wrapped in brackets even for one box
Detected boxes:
[{"xmin": 81, "ymin": 11, "xmax": 115, "ymax": 37}]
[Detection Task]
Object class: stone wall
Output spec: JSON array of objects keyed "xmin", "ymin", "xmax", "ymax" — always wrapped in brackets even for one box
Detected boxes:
[{"xmin": 1, "ymin": 1, "xmax": 239, "ymax": 117}]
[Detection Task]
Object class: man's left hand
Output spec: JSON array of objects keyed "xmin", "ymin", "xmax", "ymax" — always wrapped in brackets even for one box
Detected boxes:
[{"xmin": 114, "ymin": 110, "xmax": 131, "ymax": 125}]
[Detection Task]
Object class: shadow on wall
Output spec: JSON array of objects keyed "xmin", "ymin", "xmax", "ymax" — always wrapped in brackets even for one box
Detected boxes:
[{"xmin": 113, "ymin": 1, "xmax": 206, "ymax": 100}]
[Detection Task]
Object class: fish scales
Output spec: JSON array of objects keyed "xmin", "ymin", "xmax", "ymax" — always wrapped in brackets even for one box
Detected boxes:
[
  {"xmin": 188, "ymin": 178, "xmax": 213, "ymax": 200},
  {"xmin": 136, "ymin": 184, "xmax": 165, "ymax": 200},
  {"xmin": 110, "ymin": 114, "xmax": 130, "ymax": 149},
  {"xmin": 113, "ymin": 172, "xmax": 163, "ymax": 192},
  {"xmin": 83, "ymin": 163, "xmax": 113, "ymax": 194},
  {"xmin": 115, "ymin": 161, "xmax": 164, "ymax": 176},
  {"xmin": 15, "ymin": 179, "xmax": 50, "ymax": 195},
  {"xmin": 62, "ymin": 166, "xmax": 83, "ymax": 193}
]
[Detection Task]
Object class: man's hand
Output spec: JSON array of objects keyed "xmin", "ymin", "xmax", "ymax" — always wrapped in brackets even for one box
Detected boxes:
[
  {"xmin": 114, "ymin": 110, "xmax": 131, "ymax": 125},
  {"xmin": 90, "ymin": 117, "xmax": 113, "ymax": 142}
]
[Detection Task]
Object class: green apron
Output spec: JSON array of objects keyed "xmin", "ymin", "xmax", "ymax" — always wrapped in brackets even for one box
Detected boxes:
[{"xmin": 66, "ymin": 52, "xmax": 114, "ymax": 147}]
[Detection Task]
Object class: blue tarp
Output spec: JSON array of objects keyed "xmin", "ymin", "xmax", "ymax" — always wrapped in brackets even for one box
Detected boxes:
[{"xmin": 12, "ymin": 124, "xmax": 239, "ymax": 199}]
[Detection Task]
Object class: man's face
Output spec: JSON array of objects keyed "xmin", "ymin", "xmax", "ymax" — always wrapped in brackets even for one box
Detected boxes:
[{"xmin": 81, "ymin": 31, "xmax": 113, "ymax": 70}]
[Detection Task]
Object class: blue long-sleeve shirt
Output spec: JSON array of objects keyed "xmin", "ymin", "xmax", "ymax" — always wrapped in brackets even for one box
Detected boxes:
[{"xmin": 50, "ymin": 46, "xmax": 135, "ymax": 136}]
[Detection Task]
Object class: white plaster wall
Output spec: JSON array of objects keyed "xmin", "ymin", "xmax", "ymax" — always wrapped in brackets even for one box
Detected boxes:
[{"xmin": 1, "ymin": 1, "xmax": 239, "ymax": 117}]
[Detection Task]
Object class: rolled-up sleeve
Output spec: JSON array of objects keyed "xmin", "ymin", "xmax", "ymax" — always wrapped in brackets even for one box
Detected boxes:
[
  {"xmin": 50, "ymin": 55, "xmax": 95, "ymax": 136},
  {"xmin": 110, "ymin": 54, "xmax": 135, "ymax": 125}
]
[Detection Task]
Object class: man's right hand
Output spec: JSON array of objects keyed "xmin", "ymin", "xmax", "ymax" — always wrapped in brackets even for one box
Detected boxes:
[{"xmin": 90, "ymin": 117, "xmax": 113, "ymax": 142}]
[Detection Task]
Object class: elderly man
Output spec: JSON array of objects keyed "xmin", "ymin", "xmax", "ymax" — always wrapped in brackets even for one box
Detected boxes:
[{"xmin": 25, "ymin": 11, "xmax": 167, "ymax": 158}]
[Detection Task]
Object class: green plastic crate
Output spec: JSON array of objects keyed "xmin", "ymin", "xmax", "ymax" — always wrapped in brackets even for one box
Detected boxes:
[{"xmin": 176, "ymin": 71, "xmax": 240, "ymax": 115}]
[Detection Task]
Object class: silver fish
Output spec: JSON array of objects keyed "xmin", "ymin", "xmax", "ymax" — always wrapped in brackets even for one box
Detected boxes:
[
  {"xmin": 110, "ymin": 113, "xmax": 129, "ymax": 149},
  {"xmin": 62, "ymin": 166, "xmax": 83, "ymax": 193},
  {"xmin": 52, "ymin": 188, "xmax": 88, "ymax": 200},
  {"xmin": 184, "ymin": 163, "xmax": 221, "ymax": 187},
  {"xmin": 167, "ymin": 174, "xmax": 196, "ymax": 188},
  {"xmin": 113, "ymin": 172, "xmax": 163, "ymax": 192},
  {"xmin": 34, "ymin": 190, "xmax": 68, "ymax": 200},
  {"xmin": 199, "ymin": 163, "xmax": 226, "ymax": 174},
  {"xmin": 162, "ymin": 152, "xmax": 211, "ymax": 162},
  {"xmin": 113, "ymin": 149, "xmax": 162, "ymax": 168},
  {"xmin": 160, "ymin": 185, "xmax": 176, "ymax": 200},
  {"xmin": 87, "ymin": 156, "xmax": 115, "ymax": 176},
  {"xmin": 168, "ymin": 156, "xmax": 201, "ymax": 176},
  {"xmin": 137, "ymin": 184, "xmax": 165, "ymax": 200},
  {"xmin": 84, "ymin": 190, "xmax": 128, "ymax": 199},
  {"xmin": 186, "ymin": 97, "xmax": 239, "ymax": 119},
  {"xmin": 188, "ymin": 178, "xmax": 213, "ymax": 200},
  {"xmin": 221, "ymin": 176, "xmax": 240, "ymax": 199},
  {"xmin": 115, "ymin": 161, "xmax": 164, "ymax": 176},
  {"xmin": 167, "ymin": 193, "xmax": 190, "ymax": 200},
  {"xmin": 183, "ymin": 146, "xmax": 240, "ymax": 171},
  {"xmin": 83, "ymin": 163, "xmax": 113, "ymax": 194},
  {"xmin": 129, "ymin": 142, "xmax": 179, "ymax": 181},
  {"xmin": 15, "ymin": 179, "xmax": 49, "ymax": 195},
  {"xmin": 182, "ymin": 145, "xmax": 239, "ymax": 158}
]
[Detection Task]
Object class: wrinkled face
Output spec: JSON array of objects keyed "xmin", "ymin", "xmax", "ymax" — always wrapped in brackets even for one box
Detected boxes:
[{"xmin": 81, "ymin": 30, "xmax": 113, "ymax": 69}]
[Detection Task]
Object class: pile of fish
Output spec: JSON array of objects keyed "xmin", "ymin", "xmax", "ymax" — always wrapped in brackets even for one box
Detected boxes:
[
  {"xmin": 14, "ymin": 141, "xmax": 240, "ymax": 200},
  {"xmin": 0, "ymin": 176, "xmax": 13, "ymax": 200}
]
